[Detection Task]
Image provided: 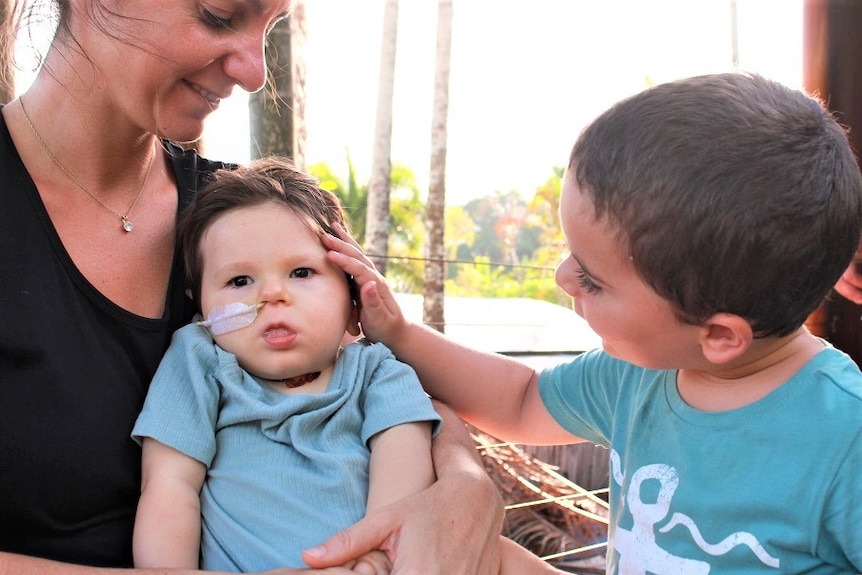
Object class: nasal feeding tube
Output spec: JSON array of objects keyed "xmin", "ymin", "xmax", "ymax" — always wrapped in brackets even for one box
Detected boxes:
[{"xmin": 197, "ymin": 302, "xmax": 265, "ymax": 335}]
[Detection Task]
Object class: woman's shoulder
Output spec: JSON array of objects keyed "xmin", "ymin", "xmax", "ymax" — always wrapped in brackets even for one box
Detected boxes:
[{"xmin": 162, "ymin": 141, "xmax": 238, "ymax": 208}]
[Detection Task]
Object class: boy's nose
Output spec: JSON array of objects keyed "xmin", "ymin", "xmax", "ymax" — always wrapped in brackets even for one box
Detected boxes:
[{"xmin": 554, "ymin": 261, "xmax": 579, "ymax": 298}]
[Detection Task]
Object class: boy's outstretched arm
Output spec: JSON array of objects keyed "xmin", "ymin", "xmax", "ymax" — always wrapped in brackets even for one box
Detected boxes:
[
  {"xmin": 303, "ymin": 402, "xmax": 504, "ymax": 574},
  {"xmin": 323, "ymin": 228, "xmax": 573, "ymax": 446}
]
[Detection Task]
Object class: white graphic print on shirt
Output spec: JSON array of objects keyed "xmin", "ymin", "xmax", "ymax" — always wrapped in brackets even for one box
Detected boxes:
[{"xmin": 609, "ymin": 450, "xmax": 779, "ymax": 574}]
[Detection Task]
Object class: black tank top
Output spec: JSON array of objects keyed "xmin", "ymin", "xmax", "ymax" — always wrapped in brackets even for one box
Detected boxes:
[{"xmin": 0, "ymin": 109, "xmax": 226, "ymax": 566}]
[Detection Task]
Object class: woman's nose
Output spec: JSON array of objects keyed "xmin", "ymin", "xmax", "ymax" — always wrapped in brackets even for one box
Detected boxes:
[{"xmin": 223, "ymin": 31, "xmax": 268, "ymax": 93}]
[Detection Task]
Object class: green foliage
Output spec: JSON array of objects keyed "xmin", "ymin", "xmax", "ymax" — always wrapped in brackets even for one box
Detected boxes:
[
  {"xmin": 309, "ymin": 158, "xmax": 366, "ymax": 242},
  {"xmin": 310, "ymin": 159, "xmax": 569, "ymax": 305},
  {"xmin": 446, "ymin": 169, "xmax": 567, "ymax": 304},
  {"xmin": 308, "ymin": 159, "xmax": 425, "ymax": 293}
]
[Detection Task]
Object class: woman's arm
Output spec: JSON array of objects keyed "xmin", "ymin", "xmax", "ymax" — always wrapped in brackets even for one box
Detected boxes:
[
  {"xmin": 133, "ymin": 439, "xmax": 207, "ymax": 569},
  {"xmin": 303, "ymin": 402, "xmax": 504, "ymax": 574},
  {"xmin": 0, "ymin": 553, "xmax": 361, "ymax": 574}
]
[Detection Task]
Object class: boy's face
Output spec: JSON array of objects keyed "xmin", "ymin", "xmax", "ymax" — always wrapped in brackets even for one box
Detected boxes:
[
  {"xmin": 198, "ymin": 203, "xmax": 356, "ymax": 383},
  {"xmin": 554, "ymin": 171, "xmax": 702, "ymax": 369}
]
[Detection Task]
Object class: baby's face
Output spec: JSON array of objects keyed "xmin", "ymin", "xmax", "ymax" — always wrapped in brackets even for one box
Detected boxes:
[
  {"xmin": 198, "ymin": 203, "xmax": 355, "ymax": 383},
  {"xmin": 555, "ymin": 171, "xmax": 698, "ymax": 369}
]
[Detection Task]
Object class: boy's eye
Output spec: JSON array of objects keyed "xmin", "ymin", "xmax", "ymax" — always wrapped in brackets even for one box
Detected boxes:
[
  {"xmin": 229, "ymin": 276, "xmax": 252, "ymax": 288},
  {"xmin": 576, "ymin": 268, "xmax": 601, "ymax": 294},
  {"xmin": 290, "ymin": 268, "xmax": 313, "ymax": 279}
]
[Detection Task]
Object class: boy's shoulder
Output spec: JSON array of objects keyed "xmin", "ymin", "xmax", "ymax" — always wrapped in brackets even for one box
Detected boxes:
[{"xmin": 807, "ymin": 344, "xmax": 862, "ymax": 400}]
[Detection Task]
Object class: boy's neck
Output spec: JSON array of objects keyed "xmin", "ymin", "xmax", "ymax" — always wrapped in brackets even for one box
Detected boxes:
[{"xmin": 677, "ymin": 327, "xmax": 825, "ymax": 412}]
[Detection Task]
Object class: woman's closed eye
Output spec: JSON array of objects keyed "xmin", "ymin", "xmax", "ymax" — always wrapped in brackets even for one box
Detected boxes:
[{"xmin": 200, "ymin": 8, "xmax": 234, "ymax": 30}]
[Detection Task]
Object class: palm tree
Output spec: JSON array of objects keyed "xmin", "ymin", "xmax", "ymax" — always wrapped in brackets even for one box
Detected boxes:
[
  {"xmin": 365, "ymin": 0, "xmax": 399, "ymax": 274},
  {"xmin": 289, "ymin": 0, "xmax": 308, "ymax": 169},
  {"xmin": 1, "ymin": 0, "xmax": 17, "ymax": 103},
  {"xmin": 249, "ymin": 11, "xmax": 295, "ymax": 160},
  {"xmin": 422, "ymin": 0, "xmax": 453, "ymax": 333}
]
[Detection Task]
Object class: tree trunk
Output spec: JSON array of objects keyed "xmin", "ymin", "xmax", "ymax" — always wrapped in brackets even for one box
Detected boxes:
[
  {"xmin": 249, "ymin": 17, "xmax": 294, "ymax": 160},
  {"xmin": 0, "ymin": 0, "xmax": 16, "ymax": 104},
  {"xmin": 365, "ymin": 0, "xmax": 399, "ymax": 274},
  {"xmin": 290, "ymin": 0, "xmax": 307, "ymax": 169},
  {"xmin": 802, "ymin": 0, "xmax": 862, "ymax": 365},
  {"xmin": 423, "ymin": 0, "xmax": 453, "ymax": 334}
]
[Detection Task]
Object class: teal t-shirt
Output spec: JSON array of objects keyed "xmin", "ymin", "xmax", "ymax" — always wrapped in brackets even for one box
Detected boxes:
[{"xmin": 539, "ymin": 345, "xmax": 862, "ymax": 574}]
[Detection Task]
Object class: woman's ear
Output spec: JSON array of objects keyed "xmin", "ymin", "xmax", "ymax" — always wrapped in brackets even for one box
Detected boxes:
[{"xmin": 700, "ymin": 313, "xmax": 753, "ymax": 364}]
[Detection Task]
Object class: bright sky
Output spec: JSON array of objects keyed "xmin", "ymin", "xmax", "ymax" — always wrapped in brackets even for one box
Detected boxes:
[
  {"xmin": 206, "ymin": 0, "xmax": 803, "ymax": 205},
  {"xmin": 17, "ymin": 0, "xmax": 804, "ymax": 206}
]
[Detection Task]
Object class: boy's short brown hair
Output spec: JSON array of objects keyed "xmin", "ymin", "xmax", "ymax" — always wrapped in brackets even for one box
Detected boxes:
[{"xmin": 570, "ymin": 73, "xmax": 862, "ymax": 337}]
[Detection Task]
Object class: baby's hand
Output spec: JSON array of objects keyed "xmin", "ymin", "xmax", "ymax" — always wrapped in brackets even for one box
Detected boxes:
[
  {"xmin": 344, "ymin": 550, "xmax": 391, "ymax": 575},
  {"xmin": 322, "ymin": 224, "xmax": 409, "ymax": 345}
]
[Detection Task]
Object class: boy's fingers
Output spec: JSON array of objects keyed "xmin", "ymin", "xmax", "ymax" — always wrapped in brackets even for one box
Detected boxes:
[{"xmin": 327, "ymin": 249, "xmax": 381, "ymax": 286}]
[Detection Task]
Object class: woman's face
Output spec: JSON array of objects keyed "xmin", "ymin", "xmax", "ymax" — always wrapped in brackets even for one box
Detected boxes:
[{"xmin": 70, "ymin": 0, "xmax": 291, "ymax": 141}]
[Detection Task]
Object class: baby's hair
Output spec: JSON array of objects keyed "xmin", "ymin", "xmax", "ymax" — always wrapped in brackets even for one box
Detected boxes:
[
  {"xmin": 569, "ymin": 73, "xmax": 862, "ymax": 337},
  {"xmin": 180, "ymin": 156, "xmax": 350, "ymax": 307}
]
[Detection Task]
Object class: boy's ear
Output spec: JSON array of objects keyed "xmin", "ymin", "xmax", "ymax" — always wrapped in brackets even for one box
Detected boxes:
[
  {"xmin": 346, "ymin": 301, "xmax": 362, "ymax": 337},
  {"xmin": 700, "ymin": 313, "xmax": 753, "ymax": 364}
]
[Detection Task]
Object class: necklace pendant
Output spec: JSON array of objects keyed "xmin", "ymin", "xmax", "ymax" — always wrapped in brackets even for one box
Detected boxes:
[{"xmin": 122, "ymin": 217, "xmax": 134, "ymax": 233}]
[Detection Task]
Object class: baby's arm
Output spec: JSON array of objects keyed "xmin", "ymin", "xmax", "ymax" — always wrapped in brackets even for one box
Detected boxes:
[
  {"xmin": 344, "ymin": 422, "xmax": 434, "ymax": 575},
  {"xmin": 367, "ymin": 422, "xmax": 435, "ymax": 511},
  {"xmin": 133, "ymin": 438, "xmax": 207, "ymax": 569},
  {"xmin": 323, "ymin": 228, "xmax": 573, "ymax": 446}
]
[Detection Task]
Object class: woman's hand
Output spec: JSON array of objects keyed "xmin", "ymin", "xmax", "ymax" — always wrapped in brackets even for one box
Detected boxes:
[{"xmin": 302, "ymin": 403, "xmax": 504, "ymax": 575}]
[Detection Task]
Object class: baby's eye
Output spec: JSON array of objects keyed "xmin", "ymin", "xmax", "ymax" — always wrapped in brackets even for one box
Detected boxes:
[
  {"xmin": 290, "ymin": 268, "xmax": 313, "ymax": 279},
  {"xmin": 229, "ymin": 276, "xmax": 252, "ymax": 288},
  {"xmin": 576, "ymin": 268, "xmax": 601, "ymax": 294}
]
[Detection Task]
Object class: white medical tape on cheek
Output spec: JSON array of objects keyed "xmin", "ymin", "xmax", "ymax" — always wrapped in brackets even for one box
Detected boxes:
[{"xmin": 197, "ymin": 302, "xmax": 265, "ymax": 335}]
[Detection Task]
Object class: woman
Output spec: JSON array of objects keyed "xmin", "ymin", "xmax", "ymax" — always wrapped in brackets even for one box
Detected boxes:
[{"xmin": 0, "ymin": 1, "xmax": 502, "ymax": 573}]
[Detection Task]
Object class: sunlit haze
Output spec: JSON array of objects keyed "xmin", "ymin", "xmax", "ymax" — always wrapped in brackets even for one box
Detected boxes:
[{"xmin": 16, "ymin": 0, "xmax": 803, "ymax": 206}]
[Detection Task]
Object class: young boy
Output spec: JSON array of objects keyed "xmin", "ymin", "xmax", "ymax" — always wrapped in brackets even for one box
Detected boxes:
[
  {"xmin": 130, "ymin": 158, "xmax": 441, "ymax": 573},
  {"xmin": 324, "ymin": 73, "xmax": 862, "ymax": 573}
]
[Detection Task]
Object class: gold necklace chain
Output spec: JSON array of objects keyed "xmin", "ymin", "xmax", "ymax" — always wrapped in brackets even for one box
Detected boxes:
[{"xmin": 18, "ymin": 96, "xmax": 155, "ymax": 233}]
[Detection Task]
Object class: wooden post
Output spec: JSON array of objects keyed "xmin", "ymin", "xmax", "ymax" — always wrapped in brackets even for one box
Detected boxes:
[{"xmin": 803, "ymin": 0, "xmax": 862, "ymax": 364}]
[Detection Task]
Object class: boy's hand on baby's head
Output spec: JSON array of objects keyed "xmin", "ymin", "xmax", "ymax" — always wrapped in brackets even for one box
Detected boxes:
[{"xmin": 322, "ymin": 225, "xmax": 409, "ymax": 345}]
